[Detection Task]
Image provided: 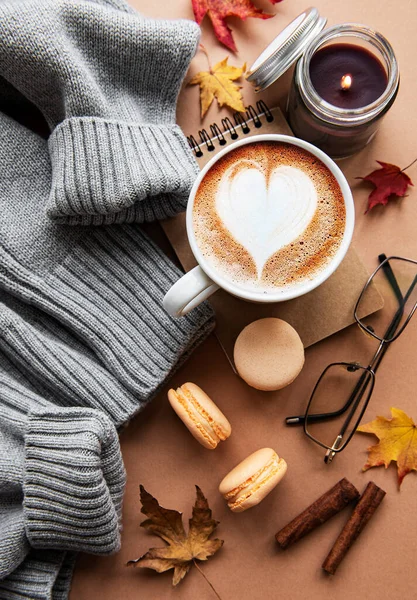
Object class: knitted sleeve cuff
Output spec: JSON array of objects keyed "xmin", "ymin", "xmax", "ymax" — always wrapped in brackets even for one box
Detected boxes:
[
  {"xmin": 46, "ymin": 118, "xmax": 199, "ymax": 225},
  {"xmin": 23, "ymin": 407, "xmax": 126, "ymax": 555}
]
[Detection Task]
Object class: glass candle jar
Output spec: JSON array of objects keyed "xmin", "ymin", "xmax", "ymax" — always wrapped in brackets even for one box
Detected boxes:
[{"xmin": 287, "ymin": 24, "xmax": 400, "ymax": 159}]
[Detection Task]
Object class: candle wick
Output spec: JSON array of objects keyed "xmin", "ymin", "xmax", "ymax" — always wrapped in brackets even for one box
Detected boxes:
[{"xmin": 340, "ymin": 74, "xmax": 352, "ymax": 91}]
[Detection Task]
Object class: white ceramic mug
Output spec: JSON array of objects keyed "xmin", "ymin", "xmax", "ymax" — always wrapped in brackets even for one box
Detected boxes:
[{"xmin": 163, "ymin": 134, "xmax": 355, "ymax": 317}]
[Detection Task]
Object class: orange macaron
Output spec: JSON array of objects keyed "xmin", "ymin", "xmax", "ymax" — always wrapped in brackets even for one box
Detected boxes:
[
  {"xmin": 168, "ymin": 382, "xmax": 231, "ymax": 449},
  {"xmin": 219, "ymin": 448, "xmax": 287, "ymax": 512}
]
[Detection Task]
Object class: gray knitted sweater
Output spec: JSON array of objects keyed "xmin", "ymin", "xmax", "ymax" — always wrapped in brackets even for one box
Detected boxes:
[{"xmin": 0, "ymin": 0, "xmax": 214, "ymax": 598}]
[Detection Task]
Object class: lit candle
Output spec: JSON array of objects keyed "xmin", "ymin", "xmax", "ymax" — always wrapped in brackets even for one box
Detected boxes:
[
  {"xmin": 246, "ymin": 10, "xmax": 400, "ymax": 158},
  {"xmin": 340, "ymin": 74, "xmax": 352, "ymax": 90},
  {"xmin": 287, "ymin": 25, "xmax": 399, "ymax": 158},
  {"xmin": 308, "ymin": 44, "xmax": 388, "ymax": 109}
]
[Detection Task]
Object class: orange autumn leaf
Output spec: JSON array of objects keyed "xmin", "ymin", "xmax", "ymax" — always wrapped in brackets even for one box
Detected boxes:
[
  {"xmin": 191, "ymin": 0, "xmax": 278, "ymax": 52},
  {"xmin": 189, "ymin": 52, "xmax": 246, "ymax": 118},
  {"xmin": 357, "ymin": 407, "xmax": 417, "ymax": 487}
]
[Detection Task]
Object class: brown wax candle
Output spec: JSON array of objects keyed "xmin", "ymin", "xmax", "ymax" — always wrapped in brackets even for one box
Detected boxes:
[
  {"xmin": 275, "ymin": 478, "xmax": 359, "ymax": 549},
  {"xmin": 309, "ymin": 43, "xmax": 388, "ymax": 109},
  {"xmin": 287, "ymin": 23, "xmax": 399, "ymax": 158}
]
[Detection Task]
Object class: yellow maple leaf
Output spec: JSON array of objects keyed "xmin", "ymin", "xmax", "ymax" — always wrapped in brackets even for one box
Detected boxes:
[
  {"xmin": 357, "ymin": 407, "xmax": 417, "ymax": 487},
  {"xmin": 189, "ymin": 51, "xmax": 246, "ymax": 119}
]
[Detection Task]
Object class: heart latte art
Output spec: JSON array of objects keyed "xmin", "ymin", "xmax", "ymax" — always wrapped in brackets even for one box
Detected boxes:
[
  {"xmin": 193, "ymin": 142, "xmax": 346, "ymax": 293},
  {"xmin": 216, "ymin": 162, "xmax": 318, "ymax": 277}
]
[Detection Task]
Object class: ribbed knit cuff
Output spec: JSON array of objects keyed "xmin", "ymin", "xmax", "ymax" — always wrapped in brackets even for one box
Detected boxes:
[
  {"xmin": 24, "ymin": 407, "xmax": 126, "ymax": 555},
  {"xmin": 47, "ymin": 118, "xmax": 199, "ymax": 225}
]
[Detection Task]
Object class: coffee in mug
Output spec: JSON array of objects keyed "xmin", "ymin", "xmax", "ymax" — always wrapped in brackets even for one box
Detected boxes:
[
  {"xmin": 163, "ymin": 134, "xmax": 354, "ymax": 318},
  {"xmin": 192, "ymin": 141, "xmax": 346, "ymax": 293}
]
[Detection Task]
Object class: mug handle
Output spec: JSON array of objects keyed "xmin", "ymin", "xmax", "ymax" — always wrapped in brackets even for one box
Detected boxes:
[{"xmin": 163, "ymin": 266, "xmax": 220, "ymax": 317}]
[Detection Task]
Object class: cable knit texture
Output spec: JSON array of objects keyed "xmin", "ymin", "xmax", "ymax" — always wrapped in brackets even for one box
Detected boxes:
[{"xmin": 0, "ymin": 0, "xmax": 214, "ymax": 598}]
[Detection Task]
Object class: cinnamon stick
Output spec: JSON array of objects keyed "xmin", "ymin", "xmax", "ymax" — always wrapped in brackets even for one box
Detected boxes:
[
  {"xmin": 275, "ymin": 478, "xmax": 359, "ymax": 549},
  {"xmin": 322, "ymin": 481, "xmax": 386, "ymax": 575}
]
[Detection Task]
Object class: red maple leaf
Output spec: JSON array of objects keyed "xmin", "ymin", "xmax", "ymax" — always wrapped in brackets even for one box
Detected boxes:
[
  {"xmin": 192, "ymin": 0, "xmax": 279, "ymax": 52},
  {"xmin": 358, "ymin": 160, "xmax": 415, "ymax": 213}
]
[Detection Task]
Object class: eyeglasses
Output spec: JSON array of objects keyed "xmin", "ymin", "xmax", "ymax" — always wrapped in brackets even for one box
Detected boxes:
[{"xmin": 286, "ymin": 255, "xmax": 417, "ymax": 463}]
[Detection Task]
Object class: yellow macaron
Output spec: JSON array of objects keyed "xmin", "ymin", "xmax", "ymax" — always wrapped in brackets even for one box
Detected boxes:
[
  {"xmin": 168, "ymin": 382, "xmax": 231, "ymax": 449},
  {"xmin": 219, "ymin": 448, "xmax": 287, "ymax": 512}
]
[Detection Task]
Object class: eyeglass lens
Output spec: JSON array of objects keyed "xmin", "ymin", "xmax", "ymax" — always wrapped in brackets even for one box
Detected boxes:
[
  {"xmin": 305, "ymin": 363, "xmax": 374, "ymax": 451},
  {"xmin": 356, "ymin": 257, "xmax": 417, "ymax": 342}
]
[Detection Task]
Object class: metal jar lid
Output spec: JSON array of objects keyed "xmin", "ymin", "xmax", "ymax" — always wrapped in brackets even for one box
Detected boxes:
[{"xmin": 246, "ymin": 7, "xmax": 327, "ymax": 92}]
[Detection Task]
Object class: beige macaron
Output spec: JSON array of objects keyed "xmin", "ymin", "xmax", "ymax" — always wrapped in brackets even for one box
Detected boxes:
[
  {"xmin": 234, "ymin": 318, "xmax": 304, "ymax": 391},
  {"xmin": 167, "ymin": 382, "xmax": 231, "ymax": 449},
  {"xmin": 219, "ymin": 448, "xmax": 287, "ymax": 512}
]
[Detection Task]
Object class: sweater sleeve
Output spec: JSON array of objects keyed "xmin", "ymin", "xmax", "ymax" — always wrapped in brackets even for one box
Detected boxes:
[
  {"xmin": 24, "ymin": 406, "xmax": 126, "ymax": 553},
  {"xmin": 0, "ymin": 358, "xmax": 126, "ymax": 554},
  {"xmin": 0, "ymin": 354, "xmax": 126, "ymax": 597},
  {"xmin": 0, "ymin": 109, "xmax": 214, "ymax": 407},
  {"xmin": 0, "ymin": 0, "xmax": 200, "ymax": 225},
  {"xmin": 0, "ymin": 291, "xmax": 145, "ymax": 428}
]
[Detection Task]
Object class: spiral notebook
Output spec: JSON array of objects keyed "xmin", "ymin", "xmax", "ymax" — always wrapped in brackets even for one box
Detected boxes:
[
  {"xmin": 161, "ymin": 102, "xmax": 383, "ymax": 366},
  {"xmin": 186, "ymin": 100, "xmax": 279, "ymax": 167}
]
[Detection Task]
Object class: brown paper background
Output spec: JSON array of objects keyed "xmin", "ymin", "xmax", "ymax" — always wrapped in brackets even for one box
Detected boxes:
[{"xmin": 70, "ymin": 1, "xmax": 417, "ymax": 599}]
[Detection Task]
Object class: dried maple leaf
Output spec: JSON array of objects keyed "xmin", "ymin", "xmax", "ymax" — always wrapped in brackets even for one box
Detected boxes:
[
  {"xmin": 192, "ymin": 0, "xmax": 277, "ymax": 52},
  {"xmin": 127, "ymin": 485, "xmax": 224, "ymax": 587},
  {"xmin": 189, "ymin": 49, "xmax": 246, "ymax": 118},
  {"xmin": 357, "ymin": 407, "xmax": 417, "ymax": 487},
  {"xmin": 357, "ymin": 159, "xmax": 415, "ymax": 213}
]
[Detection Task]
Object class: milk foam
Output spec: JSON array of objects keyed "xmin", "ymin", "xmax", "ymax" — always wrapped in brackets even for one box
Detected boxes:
[
  {"xmin": 192, "ymin": 142, "xmax": 346, "ymax": 293},
  {"xmin": 216, "ymin": 161, "xmax": 318, "ymax": 278}
]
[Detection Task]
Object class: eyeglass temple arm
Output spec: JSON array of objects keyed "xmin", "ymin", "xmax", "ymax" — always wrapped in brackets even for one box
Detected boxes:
[
  {"xmin": 371, "ymin": 272, "xmax": 417, "ymax": 374},
  {"xmin": 287, "ymin": 289, "xmax": 407, "ymax": 426},
  {"xmin": 366, "ymin": 255, "xmax": 417, "ymax": 374},
  {"xmin": 378, "ymin": 253, "xmax": 403, "ymax": 305},
  {"xmin": 324, "ymin": 296, "xmax": 409, "ymax": 459},
  {"xmin": 286, "ymin": 256, "xmax": 409, "ymax": 427},
  {"xmin": 286, "ymin": 367, "xmax": 369, "ymax": 426},
  {"xmin": 338, "ymin": 274, "xmax": 416, "ymax": 427},
  {"xmin": 322, "ymin": 270, "xmax": 416, "ymax": 437},
  {"xmin": 366, "ymin": 254, "xmax": 405, "ymax": 374}
]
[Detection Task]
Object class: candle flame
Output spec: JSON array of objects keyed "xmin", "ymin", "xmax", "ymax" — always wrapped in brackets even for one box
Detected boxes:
[{"xmin": 341, "ymin": 74, "xmax": 352, "ymax": 90}]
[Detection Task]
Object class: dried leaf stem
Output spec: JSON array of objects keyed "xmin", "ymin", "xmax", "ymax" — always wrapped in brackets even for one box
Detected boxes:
[
  {"xmin": 401, "ymin": 157, "xmax": 417, "ymax": 173},
  {"xmin": 192, "ymin": 559, "xmax": 223, "ymax": 600},
  {"xmin": 199, "ymin": 44, "xmax": 212, "ymax": 72}
]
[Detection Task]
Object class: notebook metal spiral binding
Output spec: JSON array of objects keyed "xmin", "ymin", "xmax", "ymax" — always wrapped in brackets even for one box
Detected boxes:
[{"xmin": 187, "ymin": 100, "xmax": 274, "ymax": 158}]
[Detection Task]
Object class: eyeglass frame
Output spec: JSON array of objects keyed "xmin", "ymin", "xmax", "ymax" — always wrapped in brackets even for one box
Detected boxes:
[{"xmin": 286, "ymin": 254, "xmax": 417, "ymax": 463}]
